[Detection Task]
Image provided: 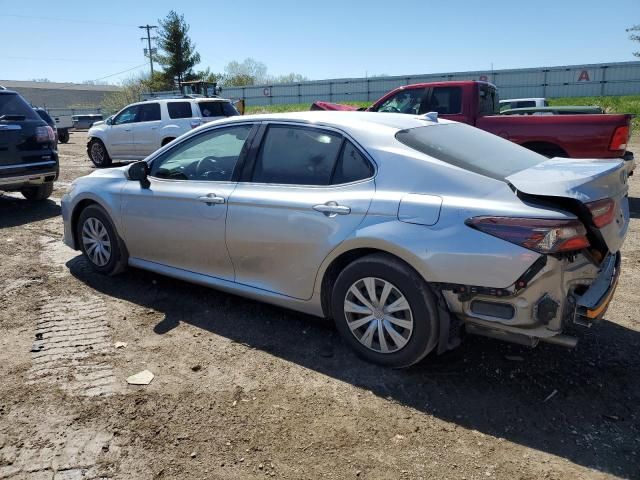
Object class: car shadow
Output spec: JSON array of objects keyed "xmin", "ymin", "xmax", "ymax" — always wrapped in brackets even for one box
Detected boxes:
[
  {"xmin": 628, "ymin": 196, "xmax": 640, "ymax": 219},
  {"xmin": 67, "ymin": 256, "xmax": 640, "ymax": 478},
  {"xmin": 0, "ymin": 195, "xmax": 61, "ymax": 228}
]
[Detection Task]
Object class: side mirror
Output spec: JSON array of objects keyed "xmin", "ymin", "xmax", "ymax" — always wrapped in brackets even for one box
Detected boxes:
[
  {"xmin": 106, "ymin": 117, "xmax": 113, "ymax": 125},
  {"xmin": 126, "ymin": 161, "xmax": 150, "ymax": 188}
]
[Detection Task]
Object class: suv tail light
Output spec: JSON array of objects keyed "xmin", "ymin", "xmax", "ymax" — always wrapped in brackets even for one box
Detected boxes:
[
  {"xmin": 609, "ymin": 126, "xmax": 629, "ymax": 151},
  {"xmin": 466, "ymin": 217, "xmax": 589, "ymax": 254},
  {"xmin": 35, "ymin": 125, "xmax": 55, "ymax": 143},
  {"xmin": 586, "ymin": 198, "xmax": 615, "ymax": 228}
]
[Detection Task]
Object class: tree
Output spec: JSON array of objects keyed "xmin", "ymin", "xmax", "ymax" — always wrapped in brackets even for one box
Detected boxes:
[
  {"xmin": 627, "ymin": 25, "xmax": 640, "ymax": 57},
  {"xmin": 223, "ymin": 58, "xmax": 268, "ymax": 86},
  {"xmin": 271, "ymin": 73, "xmax": 308, "ymax": 84},
  {"xmin": 156, "ymin": 10, "xmax": 201, "ymax": 86},
  {"xmin": 101, "ymin": 76, "xmax": 146, "ymax": 115}
]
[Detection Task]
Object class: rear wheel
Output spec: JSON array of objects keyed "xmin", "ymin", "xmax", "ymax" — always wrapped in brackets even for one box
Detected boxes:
[
  {"xmin": 331, "ymin": 253, "xmax": 439, "ymax": 368},
  {"xmin": 76, "ymin": 205, "xmax": 127, "ymax": 275},
  {"xmin": 58, "ymin": 129, "xmax": 70, "ymax": 143},
  {"xmin": 21, "ymin": 182, "xmax": 53, "ymax": 201},
  {"xmin": 88, "ymin": 139, "xmax": 112, "ymax": 168},
  {"xmin": 161, "ymin": 137, "xmax": 175, "ymax": 146}
]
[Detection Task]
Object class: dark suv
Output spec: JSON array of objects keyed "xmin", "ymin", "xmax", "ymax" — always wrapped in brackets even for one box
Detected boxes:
[{"xmin": 0, "ymin": 89, "xmax": 58, "ymax": 200}]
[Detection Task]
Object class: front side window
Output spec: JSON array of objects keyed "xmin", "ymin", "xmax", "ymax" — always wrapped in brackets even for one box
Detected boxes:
[
  {"xmin": 138, "ymin": 103, "xmax": 161, "ymax": 122},
  {"xmin": 113, "ymin": 105, "xmax": 139, "ymax": 125},
  {"xmin": 167, "ymin": 101, "xmax": 193, "ymax": 119},
  {"xmin": 150, "ymin": 125, "xmax": 252, "ymax": 181},
  {"xmin": 251, "ymin": 126, "xmax": 343, "ymax": 185},
  {"xmin": 374, "ymin": 88, "xmax": 425, "ymax": 114},
  {"xmin": 423, "ymin": 87, "xmax": 462, "ymax": 114}
]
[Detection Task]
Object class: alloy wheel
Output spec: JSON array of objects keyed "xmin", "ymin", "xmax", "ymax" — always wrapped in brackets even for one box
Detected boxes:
[
  {"xmin": 81, "ymin": 217, "xmax": 112, "ymax": 267},
  {"xmin": 91, "ymin": 142, "xmax": 105, "ymax": 164},
  {"xmin": 343, "ymin": 277, "xmax": 414, "ymax": 354}
]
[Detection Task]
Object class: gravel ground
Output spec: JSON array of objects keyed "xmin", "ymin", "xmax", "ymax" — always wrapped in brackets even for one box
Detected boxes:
[{"xmin": 0, "ymin": 131, "xmax": 639, "ymax": 480}]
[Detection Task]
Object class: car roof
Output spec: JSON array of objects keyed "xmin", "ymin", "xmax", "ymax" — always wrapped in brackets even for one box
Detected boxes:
[
  {"xmin": 213, "ymin": 110, "xmax": 448, "ymax": 134},
  {"xmin": 500, "ymin": 98, "xmax": 545, "ymax": 103}
]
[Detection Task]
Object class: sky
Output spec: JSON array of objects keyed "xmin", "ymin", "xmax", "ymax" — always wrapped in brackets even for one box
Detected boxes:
[{"xmin": 0, "ymin": 0, "xmax": 638, "ymax": 85}]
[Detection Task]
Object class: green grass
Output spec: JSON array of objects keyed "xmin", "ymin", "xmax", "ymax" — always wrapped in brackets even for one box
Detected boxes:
[{"xmin": 246, "ymin": 96, "xmax": 639, "ymax": 123}]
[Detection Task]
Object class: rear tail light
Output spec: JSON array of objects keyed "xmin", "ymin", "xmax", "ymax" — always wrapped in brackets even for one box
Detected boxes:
[
  {"xmin": 586, "ymin": 198, "xmax": 615, "ymax": 228},
  {"xmin": 609, "ymin": 126, "xmax": 629, "ymax": 151},
  {"xmin": 466, "ymin": 217, "xmax": 589, "ymax": 254},
  {"xmin": 35, "ymin": 125, "xmax": 55, "ymax": 143}
]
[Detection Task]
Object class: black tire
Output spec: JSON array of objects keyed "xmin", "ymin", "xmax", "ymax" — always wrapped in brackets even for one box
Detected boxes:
[
  {"xmin": 331, "ymin": 253, "xmax": 439, "ymax": 368},
  {"xmin": 161, "ymin": 137, "xmax": 175, "ymax": 146},
  {"xmin": 88, "ymin": 138, "xmax": 112, "ymax": 168},
  {"xmin": 58, "ymin": 129, "xmax": 70, "ymax": 143},
  {"xmin": 76, "ymin": 205, "xmax": 127, "ymax": 275},
  {"xmin": 21, "ymin": 182, "xmax": 54, "ymax": 201}
]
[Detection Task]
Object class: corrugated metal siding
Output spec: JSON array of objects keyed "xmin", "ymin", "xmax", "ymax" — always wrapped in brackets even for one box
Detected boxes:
[{"xmin": 221, "ymin": 61, "xmax": 640, "ymax": 106}]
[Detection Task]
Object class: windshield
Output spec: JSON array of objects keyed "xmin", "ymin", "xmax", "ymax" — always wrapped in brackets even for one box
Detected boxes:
[
  {"xmin": 396, "ymin": 123, "xmax": 545, "ymax": 181},
  {"xmin": 0, "ymin": 93, "xmax": 40, "ymax": 120}
]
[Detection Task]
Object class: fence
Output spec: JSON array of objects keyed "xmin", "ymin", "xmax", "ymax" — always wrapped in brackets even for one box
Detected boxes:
[{"xmin": 220, "ymin": 61, "xmax": 640, "ymax": 107}]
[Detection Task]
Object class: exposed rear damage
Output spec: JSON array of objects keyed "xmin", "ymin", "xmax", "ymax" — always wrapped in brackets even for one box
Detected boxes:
[{"xmin": 442, "ymin": 156, "xmax": 629, "ymax": 350}]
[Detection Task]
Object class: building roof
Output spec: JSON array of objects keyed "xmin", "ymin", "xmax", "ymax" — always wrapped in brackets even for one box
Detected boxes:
[{"xmin": 0, "ymin": 80, "xmax": 121, "ymax": 92}]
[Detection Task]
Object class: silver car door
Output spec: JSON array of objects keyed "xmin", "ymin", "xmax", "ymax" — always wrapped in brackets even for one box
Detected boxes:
[
  {"xmin": 226, "ymin": 123, "xmax": 376, "ymax": 300},
  {"xmin": 120, "ymin": 124, "xmax": 255, "ymax": 280}
]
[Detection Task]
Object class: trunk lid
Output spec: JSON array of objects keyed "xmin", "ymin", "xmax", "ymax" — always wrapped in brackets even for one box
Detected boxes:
[{"xmin": 506, "ymin": 157, "xmax": 629, "ymax": 254}]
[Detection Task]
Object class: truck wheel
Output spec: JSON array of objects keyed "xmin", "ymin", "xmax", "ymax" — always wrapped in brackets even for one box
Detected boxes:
[
  {"xmin": 88, "ymin": 139, "xmax": 112, "ymax": 168},
  {"xmin": 21, "ymin": 182, "xmax": 54, "ymax": 201},
  {"xmin": 58, "ymin": 129, "xmax": 70, "ymax": 143}
]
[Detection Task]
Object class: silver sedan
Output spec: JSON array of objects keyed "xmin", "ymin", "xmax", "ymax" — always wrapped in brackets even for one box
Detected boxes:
[{"xmin": 61, "ymin": 111, "xmax": 629, "ymax": 367}]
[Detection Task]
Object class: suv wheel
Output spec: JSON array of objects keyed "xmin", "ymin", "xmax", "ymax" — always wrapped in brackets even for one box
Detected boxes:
[
  {"xmin": 76, "ymin": 205, "xmax": 127, "ymax": 275},
  {"xmin": 21, "ymin": 182, "xmax": 54, "ymax": 201},
  {"xmin": 332, "ymin": 254, "xmax": 439, "ymax": 368},
  {"xmin": 88, "ymin": 139, "xmax": 112, "ymax": 168}
]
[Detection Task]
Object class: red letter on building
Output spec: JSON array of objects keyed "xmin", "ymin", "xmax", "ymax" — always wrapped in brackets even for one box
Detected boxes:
[{"xmin": 578, "ymin": 70, "xmax": 590, "ymax": 82}]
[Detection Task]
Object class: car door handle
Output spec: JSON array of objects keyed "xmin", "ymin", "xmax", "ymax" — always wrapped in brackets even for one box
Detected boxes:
[
  {"xmin": 198, "ymin": 194, "xmax": 225, "ymax": 205},
  {"xmin": 313, "ymin": 202, "xmax": 351, "ymax": 216}
]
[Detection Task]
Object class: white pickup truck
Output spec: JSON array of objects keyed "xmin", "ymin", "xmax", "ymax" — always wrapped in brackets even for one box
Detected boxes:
[{"xmin": 87, "ymin": 97, "xmax": 240, "ymax": 167}]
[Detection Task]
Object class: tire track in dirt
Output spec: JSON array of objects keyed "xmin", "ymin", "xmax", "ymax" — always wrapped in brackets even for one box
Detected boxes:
[{"xmin": 27, "ymin": 237, "xmax": 121, "ymax": 397}]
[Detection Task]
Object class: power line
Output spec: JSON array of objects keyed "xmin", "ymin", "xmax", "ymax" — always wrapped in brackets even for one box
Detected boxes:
[
  {"xmin": 51, "ymin": 63, "xmax": 150, "ymax": 90},
  {"xmin": 0, "ymin": 13, "xmax": 135, "ymax": 28},
  {"xmin": 1, "ymin": 55, "xmax": 137, "ymax": 64}
]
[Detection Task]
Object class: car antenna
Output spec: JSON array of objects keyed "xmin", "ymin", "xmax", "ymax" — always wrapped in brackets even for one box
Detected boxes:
[{"xmin": 423, "ymin": 111, "xmax": 438, "ymax": 122}]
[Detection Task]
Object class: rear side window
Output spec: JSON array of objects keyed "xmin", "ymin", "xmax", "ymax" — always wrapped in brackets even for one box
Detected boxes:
[
  {"xmin": 252, "ymin": 126, "xmax": 342, "ymax": 185},
  {"xmin": 423, "ymin": 87, "xmax": 462, "ymax": 114},
  {"xmin": 138, "ymin": 103, "xmax": 161, "ymax": 122},
  {"xmin": 0, "ymin": 93, "xmax": 39, "ymax": 120},
  {"xmin": 198, "ymin": 101, "xmax": 239, "ymax": 117},
  {"xmin": 167, "ymin": 101, "xmax": 193, "ymax": 119},
  {"xmin": 396, "ymin": 124, "xmax": 544, "ymax": 181},
  {"xmin": 332, "ymin": 142, "xmax": 374, "ymax": 184},
  {"xmin": 479, "ymin": 85, "xmax": 498, "ymax": 115}
]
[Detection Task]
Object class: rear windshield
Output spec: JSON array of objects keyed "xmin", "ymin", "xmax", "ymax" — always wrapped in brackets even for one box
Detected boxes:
[
  {"xmin": 198, "ymin": 101, "xmax": 239, "ymax": 117},
  {"xmin": 396, "ymin": 123, "xmax": 545, "ymax": 180},
  {"xmin": 0, "ymin": 93, "xmax": 39, "ymax": 120}
]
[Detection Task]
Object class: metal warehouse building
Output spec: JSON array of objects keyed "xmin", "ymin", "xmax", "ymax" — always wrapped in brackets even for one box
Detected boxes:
[
  {"xmin": 221, "ymin": 61, "xmax": 640, "ymax": 107},
  {"xmin": 0, "ymin": 80, "xmax": 121, "ymax": 110}
]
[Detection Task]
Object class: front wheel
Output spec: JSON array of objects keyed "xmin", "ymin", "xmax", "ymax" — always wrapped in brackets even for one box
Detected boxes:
[
  {"xmin": 88, "ymin": 139, "xmax": 112, "ymax": 168},
  {"xmin": 332, "ymin": 254, "xmax": 439, "ymax": 368},
  {"xmin": 76, "ymin": 205, "xmax": 127, "ymax": 275}
]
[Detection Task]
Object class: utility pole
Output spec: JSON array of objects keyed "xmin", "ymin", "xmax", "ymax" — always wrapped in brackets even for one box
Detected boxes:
[{"xmin": 139, "ymin": 24, "xmax": 158, "ymax": 77}]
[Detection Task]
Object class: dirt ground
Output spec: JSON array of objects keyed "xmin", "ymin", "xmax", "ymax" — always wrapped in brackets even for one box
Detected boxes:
[{"xmin": 1, "ymin": 131, "xmax": 639, "ymax": 480}]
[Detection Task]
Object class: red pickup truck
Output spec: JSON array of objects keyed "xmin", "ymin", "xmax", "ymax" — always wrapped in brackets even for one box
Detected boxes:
[{"xmin": 311, "ymin": 81, "xmax": 634, "ymax": 167}]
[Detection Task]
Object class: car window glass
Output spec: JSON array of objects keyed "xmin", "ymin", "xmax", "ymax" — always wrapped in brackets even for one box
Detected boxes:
[
  {"xmin": 0, "ymin": 93, "xmax": 40, "ymax": 120},
  {"xmin": 252, "ymin": 126, "xmax": 342, "ymax": 186},
  {"xmin": 421, "ymin": 87, "xmax": 462, "ymax": 114},
  {"xmin": 113, "ymin": 106, "xmax": 138, "ymax": 125},
  {"xmin": 150, "ymin": 125, "xmax": 252, "ymax": 182},
  {"xmin": 332, "ymin": 141, "xmax": 374, "ymax": 184},
  {"xmin": 479, "ymin": 85, "xmax": 498, "ymax": 115},
  {"xmin": 167, "ymin": 101, "xmax": 193, "ymax": 119},
  {"xmin": 375, "ymin": 89, "xmax": 425, "ymax": 114},
  {"xmin": 138, "ymin": 103, "xmax": 161, "ymax": 122},
  {"xmin": 198, "ymin": 102, "xmax": 225, "ymax": 117}
]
